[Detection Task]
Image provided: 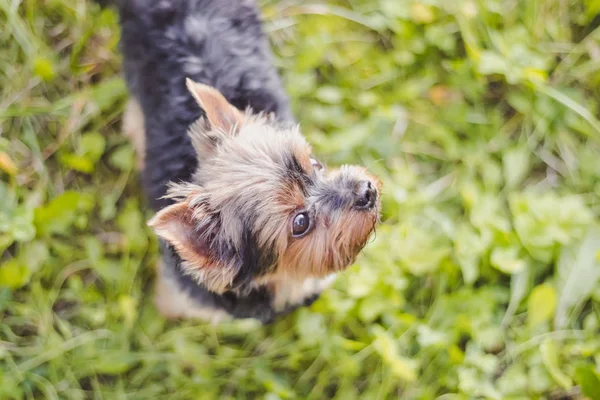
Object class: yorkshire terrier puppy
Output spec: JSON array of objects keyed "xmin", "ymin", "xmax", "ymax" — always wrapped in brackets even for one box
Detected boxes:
[{"xmin": 105, "ymin": 0, "xmax": 381, "ymax": 323}]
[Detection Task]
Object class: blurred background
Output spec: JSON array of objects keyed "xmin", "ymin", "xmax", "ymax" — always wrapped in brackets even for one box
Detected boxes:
[{"xmin": 1, "ymin": 0, "xmax": 599, "ymax": 398}]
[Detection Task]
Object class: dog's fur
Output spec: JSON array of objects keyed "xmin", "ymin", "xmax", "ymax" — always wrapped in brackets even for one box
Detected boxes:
[{"xmin": 104, "ymin": 0, "xmax": 381, "ymax": 323}]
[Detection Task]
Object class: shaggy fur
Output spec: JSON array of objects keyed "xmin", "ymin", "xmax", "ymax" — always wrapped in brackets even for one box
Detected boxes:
[{"xmin": 103, "ymin": 0, "xmax": 381, "ymax": 323}]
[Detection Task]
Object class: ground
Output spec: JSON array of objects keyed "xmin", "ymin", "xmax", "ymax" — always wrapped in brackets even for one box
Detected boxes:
[{"xmin": 1, "ymin": 0, "xmax": 600, "ymax": 399}]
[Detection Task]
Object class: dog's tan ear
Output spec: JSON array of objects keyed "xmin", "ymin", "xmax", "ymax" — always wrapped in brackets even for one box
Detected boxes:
[
  {"xmin": 186, "ymin": 78, "xmax": 244, "ymax": 133},
  {"xmin": 148, "ymin": 201, "xmax": 237, "ymax": 293},
  {"xmin": 148, "ymin": 201, "xmax": 210, "ymax": 268}
]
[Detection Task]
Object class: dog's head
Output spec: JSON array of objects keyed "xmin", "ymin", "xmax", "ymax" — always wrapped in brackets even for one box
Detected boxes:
[{"xmin": 149, "ymin": 79, "xmax": 381, "ymax": 293}]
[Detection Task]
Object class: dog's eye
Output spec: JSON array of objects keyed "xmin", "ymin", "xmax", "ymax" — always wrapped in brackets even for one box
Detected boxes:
[
  {"xmin": 310, "ymin": 158, "xmax": 323, "ymax": 171},
  {"xmin": 292, "ymin": 212, "xmax": 311, "ymax": 237}
]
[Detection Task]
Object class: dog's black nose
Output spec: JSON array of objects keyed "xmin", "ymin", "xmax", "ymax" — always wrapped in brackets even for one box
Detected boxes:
[{"xmin": 354, "ymin": 180, "xmax": 377, "ymax": 210}]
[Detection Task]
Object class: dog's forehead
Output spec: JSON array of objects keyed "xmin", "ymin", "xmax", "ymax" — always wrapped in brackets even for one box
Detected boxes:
[
  {"xmin": 229, "ymin": 121, "xmax": 313, "ymax": 171},
  {"xmin": 196, "ymin": 121, "xmax": 316, "ymax": 208}
]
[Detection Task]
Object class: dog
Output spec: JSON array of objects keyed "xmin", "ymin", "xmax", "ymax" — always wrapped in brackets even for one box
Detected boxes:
[{"xmin": 101, "ymin": 0, "xmax": 381, "ymax": 323}]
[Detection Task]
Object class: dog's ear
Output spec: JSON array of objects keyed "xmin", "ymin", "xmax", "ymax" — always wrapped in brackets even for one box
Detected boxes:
[
  {"xmin": 148, "ymin": 200, "xmax": 237, "ymax": 293},
  {"xmin": 186, "ymin": 78, "xmax": 244, "ymax": 133}
]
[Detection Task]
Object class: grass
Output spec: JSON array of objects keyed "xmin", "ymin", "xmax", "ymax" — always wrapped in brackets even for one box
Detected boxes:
[{"xmin": 1, "ymin": 0, "xmax": 600, "ymax": 398}]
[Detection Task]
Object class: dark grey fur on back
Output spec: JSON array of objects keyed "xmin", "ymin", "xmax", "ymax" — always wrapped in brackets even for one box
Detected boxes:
[{"xmin": 117, "ymin": 0, "xmax": 294, "ymax": 210}]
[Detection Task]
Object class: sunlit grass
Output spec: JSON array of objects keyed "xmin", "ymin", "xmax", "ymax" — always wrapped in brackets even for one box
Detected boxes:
[{"xmin": 1, "ymin": 0, "xmax": 599, "ymax": 398}]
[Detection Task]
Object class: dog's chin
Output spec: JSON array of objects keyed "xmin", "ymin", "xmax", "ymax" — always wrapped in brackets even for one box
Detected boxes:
[
  {"xmin": 340, "ymin": 212, "xmax": 379, "ymax": 268},
  {"xmin": 342, "ymin": 230, "xmax": 377, "ymax": 271}
]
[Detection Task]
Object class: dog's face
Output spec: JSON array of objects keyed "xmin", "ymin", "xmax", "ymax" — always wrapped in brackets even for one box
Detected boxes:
[{"xmin": 149, "ymin": 79, "xmax": 381, "ymax": 293}]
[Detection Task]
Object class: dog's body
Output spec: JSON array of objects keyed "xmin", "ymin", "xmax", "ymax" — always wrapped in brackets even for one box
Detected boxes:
[{"xmin": 107, "ymin": 0, "xmax": 381, "ymax": 324}]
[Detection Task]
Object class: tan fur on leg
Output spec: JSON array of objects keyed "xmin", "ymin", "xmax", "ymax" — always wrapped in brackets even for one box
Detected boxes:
[{"xmin": 123, "ymin": 98, "xmax": 146, "ymax": 170}]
